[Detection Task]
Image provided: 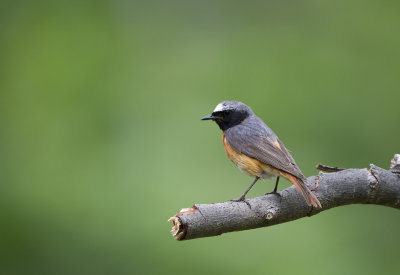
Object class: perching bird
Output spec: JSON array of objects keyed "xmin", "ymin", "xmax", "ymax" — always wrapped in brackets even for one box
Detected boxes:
[{"xmin": 201, "ymin": 101, "xmax": 321, "ymax": 208}]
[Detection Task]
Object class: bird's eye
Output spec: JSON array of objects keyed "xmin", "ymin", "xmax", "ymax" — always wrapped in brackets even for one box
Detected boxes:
[{"xmin": 211, "ymin": 111, "xmax": 225, "ymax": 119}]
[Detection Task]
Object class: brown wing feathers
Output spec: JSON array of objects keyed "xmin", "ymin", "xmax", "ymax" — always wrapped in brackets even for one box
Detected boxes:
[{"xmin": 225, "ymin": 127, "xmax": 304, "ymax": 179}]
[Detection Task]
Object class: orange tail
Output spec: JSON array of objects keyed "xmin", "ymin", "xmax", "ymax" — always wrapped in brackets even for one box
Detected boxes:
[{"xmin": 284, "ymin": 173, "xmax": 322, "ymax": 208}]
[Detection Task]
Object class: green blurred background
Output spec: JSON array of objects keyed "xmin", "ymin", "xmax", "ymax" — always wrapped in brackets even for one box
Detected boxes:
[{"xmin": 1, "ymin": 0, "xmax": 400, "ymax": 274}]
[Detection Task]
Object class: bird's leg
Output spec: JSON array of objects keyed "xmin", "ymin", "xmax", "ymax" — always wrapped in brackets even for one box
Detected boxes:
[
  {"xmin": 265, "ymin": 176, "xmax": 280, "ymax": 195},
  {"xmin": 230, "ymin": 177, "xmax": 260, "ymax": 204}
]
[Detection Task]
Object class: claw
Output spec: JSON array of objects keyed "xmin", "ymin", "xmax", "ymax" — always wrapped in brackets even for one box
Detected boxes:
[
  {"xmin": 229, "ymin": 197, "xmax": 251, "ymax": 208},
  {"xmin": 265, "ymin": 191, "xmax": 281, "ymax": 196}
]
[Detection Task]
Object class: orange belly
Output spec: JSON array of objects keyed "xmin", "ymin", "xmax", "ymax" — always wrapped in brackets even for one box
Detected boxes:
[{"xmin": 222, "ymin": 132, "xmax": 283, "ymax": 179}]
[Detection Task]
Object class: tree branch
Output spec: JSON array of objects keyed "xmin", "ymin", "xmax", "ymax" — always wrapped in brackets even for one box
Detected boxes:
[
  {"xmin": 316, "ymin": 163, "xmax": 346, "ymax": 172},
  {"xmin": 168, "ymin": 154, "xmax": 400, "ymax": 241}
]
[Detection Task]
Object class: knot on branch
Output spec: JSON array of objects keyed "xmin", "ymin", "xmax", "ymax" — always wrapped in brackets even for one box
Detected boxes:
[{"xmin": 266, "ymin": 212, "xmax": 274, "ymax": 220}]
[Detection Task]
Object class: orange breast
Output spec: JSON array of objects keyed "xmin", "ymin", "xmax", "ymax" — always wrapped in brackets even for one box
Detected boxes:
[{"xmin": 222, "ymin": 132, "xmax": 282, "ymax": 178}]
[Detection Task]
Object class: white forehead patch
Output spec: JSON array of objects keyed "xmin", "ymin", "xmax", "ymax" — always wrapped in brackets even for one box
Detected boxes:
[{"xmin": 213, "ymin": 103, "xmax": 225, "ymax": 112}]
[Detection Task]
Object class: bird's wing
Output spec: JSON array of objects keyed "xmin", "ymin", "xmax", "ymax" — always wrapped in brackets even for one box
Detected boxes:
[{"xmin": 225, "ymin": 119, "xmax": 306, "ymax": 180}]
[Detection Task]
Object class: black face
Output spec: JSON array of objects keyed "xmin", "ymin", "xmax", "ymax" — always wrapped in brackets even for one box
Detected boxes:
[{"xmin": 202, "ymin": 108, "xmax": 249, "ymax": 131}]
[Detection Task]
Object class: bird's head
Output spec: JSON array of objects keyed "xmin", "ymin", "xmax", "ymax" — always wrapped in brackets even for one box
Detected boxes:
[{"xmin": 201, "ymin": 101, "xmax": 253, "ymax": 130}]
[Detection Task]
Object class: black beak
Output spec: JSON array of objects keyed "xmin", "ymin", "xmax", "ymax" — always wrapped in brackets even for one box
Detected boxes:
[{"xmin": 201, "ymin": 115, "xmax": 215, "ymax": 121}]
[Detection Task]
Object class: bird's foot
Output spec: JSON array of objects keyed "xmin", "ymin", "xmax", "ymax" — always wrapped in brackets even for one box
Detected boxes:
[
  {"xmin": 229, "ymin": 197, "xmax": 251, "ymax": 208},
  {"xmin": 265, "ymin": 190, "xmax": 281, "ymax": 196}
]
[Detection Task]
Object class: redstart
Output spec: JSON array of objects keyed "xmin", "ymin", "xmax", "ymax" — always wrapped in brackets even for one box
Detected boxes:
[{"xmin": 201, "ymin": 101, "xmax": 322, "ymax": 208}]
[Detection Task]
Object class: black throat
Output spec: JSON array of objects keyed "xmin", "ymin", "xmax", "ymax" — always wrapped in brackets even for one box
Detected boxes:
[{"xmin": 214, "ymin": 111, "xmax": 249, "ymax": 131}]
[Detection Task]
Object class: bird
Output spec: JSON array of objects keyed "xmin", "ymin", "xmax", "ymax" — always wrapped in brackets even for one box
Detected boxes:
[{"xmin": 201, "ymin": 101, "xmax": 322, "ymax": 208}]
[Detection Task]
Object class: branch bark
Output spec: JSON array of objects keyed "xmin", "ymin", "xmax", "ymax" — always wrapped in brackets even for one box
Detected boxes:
[{"xmin": 168, "ymin": 154, "xmax": 400, "ymax": 241}]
